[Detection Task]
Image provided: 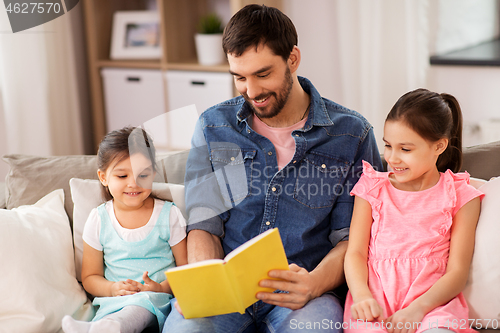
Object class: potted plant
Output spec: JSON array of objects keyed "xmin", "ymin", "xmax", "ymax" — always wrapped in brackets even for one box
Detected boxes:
[{"xmin": 195, "ymin": 13, "xmax": 225, "ymax": 66}]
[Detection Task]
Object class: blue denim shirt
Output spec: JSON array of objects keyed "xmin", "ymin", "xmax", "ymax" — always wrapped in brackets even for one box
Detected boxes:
[{"xmin": 184, "ymin": 77, "xmax": 382, "ymax": 272}]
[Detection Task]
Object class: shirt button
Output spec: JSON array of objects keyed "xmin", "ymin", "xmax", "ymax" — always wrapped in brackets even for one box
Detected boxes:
[
  {"xmin": 230, "ymin": 157, "xmax": 235, "ymax": 161},
  {"xmin": 295, "ymin": 134, "xmax": 299, "ymax": 137},
  {"xmin": 271, "ymin": 187, "xmax": 276, "ymax": 192},
  {"xmin": 268, "ymin": 151, "xmax": 273, "ymax": 156},
  {"xmin": 266, "ymin": 221, "xmax": 271, "ymax": 226},
  {"xmin": 321, "ymin": 164, "xmax": 326, "ymax": 169},
  {"xmin": 293, "ymin": 160, "xmax": 297, "ymax": 163},
  {"xmin": 247, "ymin": 129, "xmax": 251, "ymax": 133}
]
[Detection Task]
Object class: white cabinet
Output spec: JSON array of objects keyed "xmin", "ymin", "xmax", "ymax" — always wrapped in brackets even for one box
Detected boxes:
[
  {"xmin": 164, "ymin": 70, "xmax": 233, "ymax": 150},
  {"xmin": 101, "ymin": 68, "xmax": 166, "ymax": 131},
  {"xmin": 101, "ymin": 68, "xmax": 234, "ymax": 151}
]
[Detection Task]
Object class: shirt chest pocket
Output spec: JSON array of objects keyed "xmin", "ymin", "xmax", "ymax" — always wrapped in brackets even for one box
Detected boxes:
[
  {"xmin": 210, "ymin": 148, "xmax": 257, "ymax": 204},
  {"xmin": 293, "ymin": 152, "xmax": 351, "ymax": 208}
]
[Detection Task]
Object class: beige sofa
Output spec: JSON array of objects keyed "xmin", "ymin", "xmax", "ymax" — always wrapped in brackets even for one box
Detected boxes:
[{"xmin": 1, "ymin": 142, "xmax": 499, "ymax": 333}]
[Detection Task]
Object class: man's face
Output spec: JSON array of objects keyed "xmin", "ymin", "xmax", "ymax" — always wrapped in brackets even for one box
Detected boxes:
[{"xmin": 228, "ymin": 44, "xmax": 293, "ymax": 119}]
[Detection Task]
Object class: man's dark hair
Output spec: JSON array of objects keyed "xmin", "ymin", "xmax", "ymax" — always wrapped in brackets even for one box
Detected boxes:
[{"xmin": 222, "ymin": 4, "xmax": 298, "ymax": 61}]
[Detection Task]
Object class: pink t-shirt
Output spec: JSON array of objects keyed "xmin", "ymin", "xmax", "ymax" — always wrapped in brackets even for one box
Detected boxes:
[{"xmin": 251, "ymin": 114, "xmax": 307, "ymax": 170}]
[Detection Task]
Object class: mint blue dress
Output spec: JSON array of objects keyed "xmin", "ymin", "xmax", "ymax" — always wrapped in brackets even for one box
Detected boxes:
[{"xmin": 92, "ymin": 201, "xmax": 176, "ymax": 330}]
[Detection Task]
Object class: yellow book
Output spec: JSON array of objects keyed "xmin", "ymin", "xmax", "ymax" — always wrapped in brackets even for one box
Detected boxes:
[{"xmin": 165, "ymin": 228, "xmax": 289, "ymax": 319}]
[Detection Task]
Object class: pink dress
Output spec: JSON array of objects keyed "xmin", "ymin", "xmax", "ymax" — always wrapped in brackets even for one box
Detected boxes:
[{"xmin": 344, "ymin": 161, "xmax": 483, "ymax": 333}]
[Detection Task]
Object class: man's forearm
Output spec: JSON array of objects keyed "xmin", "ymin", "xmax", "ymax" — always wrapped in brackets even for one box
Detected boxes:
[
  {"xmin": 309, "ymin": 240, "xmax": 348, "ymax": 298},
  {"xmin": 187, "ymin": 229, "xmax": 224, "ymax": 263}
]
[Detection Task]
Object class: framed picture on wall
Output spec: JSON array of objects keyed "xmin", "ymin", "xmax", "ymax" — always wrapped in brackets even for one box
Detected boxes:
[{"xmin": 110, "ymin": 11, "xmax": 161, "ymax": 60}]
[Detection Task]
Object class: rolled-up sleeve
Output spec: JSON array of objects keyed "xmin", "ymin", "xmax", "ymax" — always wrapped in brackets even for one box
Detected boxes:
[{"xmin": 329, "ymin": 126, "xmax": 382, "ymax": 246}]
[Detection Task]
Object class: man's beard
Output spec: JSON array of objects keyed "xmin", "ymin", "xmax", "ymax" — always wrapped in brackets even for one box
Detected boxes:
[{"xmin": 244, "ymin": 66, "xmax": 293, "ymax": 119}]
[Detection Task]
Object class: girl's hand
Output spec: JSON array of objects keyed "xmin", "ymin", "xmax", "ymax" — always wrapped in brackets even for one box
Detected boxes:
[
  {"xmin": 386, "ymin": 305, "xmax": 425, "ymax": 333},
  {"xmin": 132, "ymin": 271, "xmax": 164, "ymax": 293},
  {"xmin": 110, "ymin": 280, "xmax": 141, "ymax": 296},
  {"xmin": 351, "ymin": 297, "xmax": 384, "ymax": 322}
]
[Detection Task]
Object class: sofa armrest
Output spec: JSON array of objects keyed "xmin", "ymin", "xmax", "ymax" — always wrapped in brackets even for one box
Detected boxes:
[{"xmin": 0, "ymin": 181, "xmax": 5, "ymax": 209}]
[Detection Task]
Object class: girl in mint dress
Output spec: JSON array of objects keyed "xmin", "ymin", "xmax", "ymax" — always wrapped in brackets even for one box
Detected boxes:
[
  {"xmin": 62, "ymin": 127, "xmax": 187, "ymax": 333},
  {"xmin": 344, "ymin": 89, "xmax": 483, "ymax": 333}
]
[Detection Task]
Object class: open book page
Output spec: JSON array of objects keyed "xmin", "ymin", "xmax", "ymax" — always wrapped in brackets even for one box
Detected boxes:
[
  {"xmin": 225, "ymin": 228, "xmax": 289, "ymax": 310},
  {"xmin": 165, "ymin": 259, "xmax": 241, "ymax": 319},
  {"xmin": 165, "ymin": 228, "xmax": 289, "ymax": 318}
]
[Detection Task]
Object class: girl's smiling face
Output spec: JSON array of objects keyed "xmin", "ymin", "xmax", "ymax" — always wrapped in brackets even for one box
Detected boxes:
[
  {"xmin": 98, "ymin": 153, "xmax": 154, "ymax": 211},
  {"xmin": 383, "ymin": 120, "xmax": 447, "ymax": 191}
]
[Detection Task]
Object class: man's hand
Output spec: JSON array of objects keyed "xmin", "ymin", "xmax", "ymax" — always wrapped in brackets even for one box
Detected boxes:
[
  {"xmin": 256, "ymin": 263, "xmax": 317, "ymax": 310},
  {"xmin": 174, "ymin": 300, "xmax": 184, "ymax": 317}
]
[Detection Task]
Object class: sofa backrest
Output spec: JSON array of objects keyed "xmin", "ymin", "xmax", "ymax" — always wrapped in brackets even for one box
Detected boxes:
[
  {"xmin": 1, "ymin": 151, "xmax": 189, "ymax": 223},
  {"xmin": 461, "ymin": 140, "xmax": 500, "ymax": 180}
]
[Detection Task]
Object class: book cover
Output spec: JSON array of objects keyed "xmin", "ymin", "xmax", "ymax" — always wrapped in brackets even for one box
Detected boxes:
[{"xmin": 165, "ymin": 228, "xmax": 289, "ymax": 319}]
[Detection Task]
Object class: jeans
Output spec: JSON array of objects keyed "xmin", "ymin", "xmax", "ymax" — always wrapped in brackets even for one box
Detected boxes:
[{"xmin": 162, "ymin": 293, "xmax": 344, "ymax": 333}]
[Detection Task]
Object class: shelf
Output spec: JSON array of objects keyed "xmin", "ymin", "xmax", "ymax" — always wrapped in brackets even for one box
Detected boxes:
[
  {"xmin": 430, "ymin": 39, "xmax": 500, "ymax": 67},
  {"xmin": 96, "ymin": 60, "xmax": 230, "ymax": 72},
  {"xmin": 97, "ymin": 60, "xmax": 162, "ymax": 70},
  {"xmin": 166, "ymin": 60, "xmax": 229, "ymax": 72},
  {"xmin": 83, "ymin": 0, "xmax": 282, "ymax": 150}
]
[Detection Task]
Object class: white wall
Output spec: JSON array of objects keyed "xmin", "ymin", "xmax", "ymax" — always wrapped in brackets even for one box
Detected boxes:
[
  {"xmin": 284, "ymin": 0, "xmax": 342, "ymax": 102},
  {"xmin": 428, "ymin": 66, "xmax": 500, "ymax": 147},
  {"xmin": 428, "ymin": 0, "xmax": 500, "ymax": 146},
  {"xmin": 284, "ymin": 0, "xmax": 500, "ymax": 149}
]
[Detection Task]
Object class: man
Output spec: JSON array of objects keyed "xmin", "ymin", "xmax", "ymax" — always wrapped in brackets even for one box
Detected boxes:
[{"xmin": 164, "ymin": 4, "xmax": 382, "ymax": 333}]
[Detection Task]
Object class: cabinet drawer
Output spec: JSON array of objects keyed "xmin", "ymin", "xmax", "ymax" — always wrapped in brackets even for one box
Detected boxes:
[
  {"xmin": 164, "ymin": 70, "xmax": 234, "ymax": 150},
  {"xmin": 101, "ymin": 68, "xmax": 166, "ymax": 131}
]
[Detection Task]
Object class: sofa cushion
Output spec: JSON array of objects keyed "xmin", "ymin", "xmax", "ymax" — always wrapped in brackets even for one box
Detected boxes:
[
  {"xmin": 463, "ymin": 177, "xmax": 500, "ymax": 326},
  {"xmin": 0, "ymin": 189, "xmax": 94, "ymax": 332},
  {"xmin": 70, "ymin": 178, "xmax": 185, "ymax": 282},
  {"xmin": 2, "ymin": 151, "xmax": 189, "ymax": 225}
]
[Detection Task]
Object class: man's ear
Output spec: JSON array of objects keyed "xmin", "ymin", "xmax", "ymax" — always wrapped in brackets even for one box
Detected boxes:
[
  {"xmin": 288, "ymin": 45, "xmax": 300, "ymax": 73},
  {"xmin": 97, "ymin": 169, "xmax": 108, "ymax": 186}
]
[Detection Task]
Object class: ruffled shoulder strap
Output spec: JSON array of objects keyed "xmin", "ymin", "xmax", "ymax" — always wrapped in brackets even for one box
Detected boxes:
[
  {"xmin": 351, "ymin": 161, "xmax": 388, "ymax": 198},
  {"xmin": 361, "ymin": 160, "xmax": 386, "ymax": 180},
  {"xmin": 442, "ymin": 170, "xmax": 471, "ymax": 200},
  {"xmin": 443, "ymin": 169, "xmax": 470, "ymax": 184},
  {"xmin": 441, "ymin": 169, "xmax": 472, "ymax": 215}
]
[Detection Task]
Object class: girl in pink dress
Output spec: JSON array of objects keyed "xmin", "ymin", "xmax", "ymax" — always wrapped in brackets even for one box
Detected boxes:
[{"xmin": 344, "ymin": 88, "xmax": 483, "ymax": 333}]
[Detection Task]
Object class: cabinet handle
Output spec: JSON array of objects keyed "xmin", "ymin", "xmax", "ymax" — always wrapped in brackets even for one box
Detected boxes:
[
  {"xmin": 191, "ymin": 81, "xmax": 205, "ymax": 85},
  {"xmin": 127, "ymin": 77, "xmax": 141, "ymax": 82}
]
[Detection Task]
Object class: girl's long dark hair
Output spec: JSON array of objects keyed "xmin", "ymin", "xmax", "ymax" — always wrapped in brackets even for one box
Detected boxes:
[{"xmin": 386, "ymin": 88, "xmax": 463, "ymax": 173}]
